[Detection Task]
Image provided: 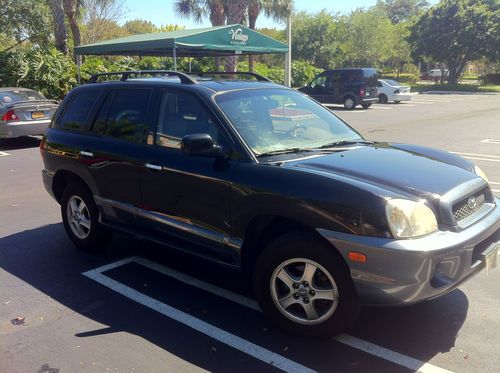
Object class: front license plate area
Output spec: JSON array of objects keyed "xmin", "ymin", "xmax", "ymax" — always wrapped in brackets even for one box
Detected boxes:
[
  {"xmin": 31, "ymin": 111, "xmax": 44, "ymax": 119},
  {"xmin": 482, "ymin": 243, "xmax": 498, "ymax": 272}
]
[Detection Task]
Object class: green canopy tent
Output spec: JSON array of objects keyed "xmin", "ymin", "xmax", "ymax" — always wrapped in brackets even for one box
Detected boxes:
[{"xmin": 74, "ymin": 24, "xmax": 289, "ymax": 82}]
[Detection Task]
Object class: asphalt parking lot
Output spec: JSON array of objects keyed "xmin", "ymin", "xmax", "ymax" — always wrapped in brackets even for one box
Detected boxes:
[{"xmin": 1, "ymin": 92, "xmax": 499, "ymax": 373}]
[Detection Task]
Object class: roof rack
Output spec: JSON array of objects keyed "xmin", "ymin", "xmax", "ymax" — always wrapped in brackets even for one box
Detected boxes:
[
  {"xmin": 190, "ymin": 71, "xmax": 272, "ymax": 82},
  {"xmin": 88, "ymin": 70, "xmax": 197, "ymax": 84}
]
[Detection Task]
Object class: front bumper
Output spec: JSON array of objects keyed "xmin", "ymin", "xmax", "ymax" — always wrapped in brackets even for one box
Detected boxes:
[
  {"xmin": 390, "ymin": 94, "xmax": 411, "ymax": 102},
  {"xmin": 0, "ymin": 120, "xmax": 50, "ymax": 138},
  {"xmin": 317, "ymin": 200, "xmax": 500, "ymax": 306}
]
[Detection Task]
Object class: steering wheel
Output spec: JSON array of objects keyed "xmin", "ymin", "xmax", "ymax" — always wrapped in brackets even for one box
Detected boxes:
[{"xmin": 286, "ymin": 124, "xmax": 306, "ymax": 138}]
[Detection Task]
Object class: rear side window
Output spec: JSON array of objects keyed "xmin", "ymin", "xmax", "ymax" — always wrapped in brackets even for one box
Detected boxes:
[
  {"xmin": 91, "ymin": 89, "xmax": 151, "ymax": 143},
  {"xmin": 57, "ymin": 90, "xmax": 100, "ymax": 130}
]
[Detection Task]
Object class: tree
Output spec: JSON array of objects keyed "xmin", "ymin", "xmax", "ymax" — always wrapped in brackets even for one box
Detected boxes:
[
  {"xmin": 174, "ymin": 0, "xmax": 226, "ymax": 69},
  {"xmin": 225, "ymin": 0, "xmax": 248, "ymax": 71},
  {"xmin": 123, "ymin": 19, "xmax": 156, "ymax": 34},
  {"xmin": 0, "ymin": 0, "xmax": 53, "ymax": 52},
  {"xmin": 376, "ymin": 0, "xmax": 429, "ymax": 23},
  {"xmin": 81, "ymin": 0, "xmax": 127, "ymax": 44},
  {"xmin": 291, "ymin": 10, "xmax": 347, "ymax": 69},
  {"xmin": 409, "ymin": 0, "xmax": 500, "ymax": 84},
  {"xmin": 247, "ymin": 0, "xmax": 292, "ymax": 72},
  {"xmin": 50, "ymin": 0, "xmax": 68, "ymax": 53},
  {"xmin": 343, "ymin": 8, "xmax": 395, "ymax": 67},
  {"xmin": 63, "ymin": 0, "xmax": 82, "ymax": 54}
]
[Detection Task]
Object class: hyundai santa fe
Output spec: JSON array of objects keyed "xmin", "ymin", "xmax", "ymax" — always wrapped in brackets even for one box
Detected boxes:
[{"xmin": 40, "ymin": 70, "xmax": 499, "ymax": 336}]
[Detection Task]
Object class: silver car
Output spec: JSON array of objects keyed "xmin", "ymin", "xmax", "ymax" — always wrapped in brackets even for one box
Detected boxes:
[{"xmin": 0, "ymin": 88, "xmax": 58, "ymax": 138}]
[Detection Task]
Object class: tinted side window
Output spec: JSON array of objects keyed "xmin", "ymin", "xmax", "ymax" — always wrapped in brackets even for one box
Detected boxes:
[
  {"xmin": 156, "ymin": 92, "xmax": 221, "ymax": 149},
  {"xmin": 57, "ymin": 90, "xmax": 100, "ymax": 130},
  {"xmin": 91, "ymin": 89, "xmax": 151, "ymax": 143}
]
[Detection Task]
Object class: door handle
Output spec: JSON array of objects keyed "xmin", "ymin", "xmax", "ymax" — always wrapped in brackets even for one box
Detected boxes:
[
  {"xmin": 80, "ymin": 150, "xmax": 94, "ymax": 157},
  {"xmin": 145, "ymin": 163, "xmax": 162, "ymax": 171}
]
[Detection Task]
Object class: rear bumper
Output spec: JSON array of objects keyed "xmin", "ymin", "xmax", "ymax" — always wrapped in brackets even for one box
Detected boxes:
[
  {"xmin": 317, "ymin": 199, "xmax": 500, "ymax": 306},
  {"xmin": 360, "ymin": 97, "xmax": 378, "ymax": 104},
  {"xmin": 0, "ymin": 120, "xmax": 50, "ymax": 138},
  {"xmin": 42, "ymin": 169, "xmax": 57, "ymax": 201}
]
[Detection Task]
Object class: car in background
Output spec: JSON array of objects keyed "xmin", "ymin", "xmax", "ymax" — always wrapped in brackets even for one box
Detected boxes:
[
  {"xmin": 299, "ymin": 68, "xmax": 379, "ymax": 110},
  {"xmin": 377, "ymin": 79, "xmax": 411, "ymax": 104},
  {"xmin": 420, "ymin": 69, "xmax": 449, "ymax": 82},
  {"xmin": 0, "ymin": 87, "xmax": 58, "ymax": 138}
]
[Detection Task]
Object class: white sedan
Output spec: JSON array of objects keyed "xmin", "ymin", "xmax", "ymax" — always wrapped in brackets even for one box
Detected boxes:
[{"xmin": 377, "ymin": 79, "xmax": 411, "ymax": 104}]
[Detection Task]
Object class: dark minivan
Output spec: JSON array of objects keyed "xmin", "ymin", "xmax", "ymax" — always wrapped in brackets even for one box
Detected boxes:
[{"xmin": 299, "ymin": 68, "xmax": 379, "ymax": 110}]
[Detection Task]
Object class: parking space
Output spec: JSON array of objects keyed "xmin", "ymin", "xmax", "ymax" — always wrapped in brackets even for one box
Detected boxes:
[{"xmin": 1, "ymin": 92, "xmax": 499, "ymax": 373}]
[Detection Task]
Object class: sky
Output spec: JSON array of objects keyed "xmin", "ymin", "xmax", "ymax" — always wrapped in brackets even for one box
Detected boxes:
[{"xmin": 121, "ymin": 0, "xmax": 438, "ymax": 29}]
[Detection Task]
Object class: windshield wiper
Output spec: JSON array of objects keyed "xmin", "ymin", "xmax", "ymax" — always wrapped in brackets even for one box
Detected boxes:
[
  {"xmin": 317, "ymin": 139, "xmax": 374, "ymax": 149},
  {"xmin": 256, "ymin": 147, "xmax": 316, "ymax": 158}
]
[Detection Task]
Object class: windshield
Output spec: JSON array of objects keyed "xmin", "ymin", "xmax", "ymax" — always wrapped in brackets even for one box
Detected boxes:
[
  {"xmin": 383, "ymin": 79, "xmax": 401, "ymax": 86},
  {"xmin": 0, "ymin": 90, "xmax": 45, "ymax": 106},
  {"xmin": 215, "ymin": 89, "xmax": 363, "ymax": 155}
]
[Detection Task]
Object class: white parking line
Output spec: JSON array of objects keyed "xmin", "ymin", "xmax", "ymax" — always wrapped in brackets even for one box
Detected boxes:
[
  {"xmin": 0, "ymin": 151, "xmax": 11, "ymax": 157},
  {"xmin": 83, "ymin": 262, "xmax": 313, "ymax": 373},
  {"xmin": 370, "ymin": 106, "xmax": 393, "ymax": 110},
  {"xmin": 84, "ymin": 257, "xmax": 454, "ymax": 373},
  {"xmin": 481, "ymin": 139, "xmax": 500, "ymax": 145},
  {"xmin": 450, "ymin": 151, "xmax": 500, "ymax": 163}
]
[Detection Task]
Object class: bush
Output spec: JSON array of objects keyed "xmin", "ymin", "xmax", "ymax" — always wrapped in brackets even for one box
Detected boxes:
[
  {"xmin": 380, "ymin": 73, "xmax": 418, "ymax": 84},
  {"xmin": 291, "ymin": 60, "xmax": 323, "ymax": 87},
  {"xmin": 480, "ymin": 73, "xmax": 500, "ymax": 85},
  {"xmin": 0, "ymin": 48, "xmax": 76, "ymax": 99}
]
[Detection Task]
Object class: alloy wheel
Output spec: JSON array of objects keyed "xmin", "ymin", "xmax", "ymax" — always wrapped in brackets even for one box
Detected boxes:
[
  {"xmin": 270, "ymin": 258, "xmax": 339, "ymax": 325},
  {"xmin": 66, "ymin": 195, "xmax": 91, "ymax": 239}
]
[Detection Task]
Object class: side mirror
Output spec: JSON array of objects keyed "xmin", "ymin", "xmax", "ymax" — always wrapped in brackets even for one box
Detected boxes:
[{"xmin": 180, "ymin": 133, "xmax": 226, "ymax": 158}]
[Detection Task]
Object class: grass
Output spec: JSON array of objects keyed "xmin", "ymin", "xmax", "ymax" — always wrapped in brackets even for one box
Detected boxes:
[{"xmin": 410, "ymin": 83, "xmax": 500, "ymax": 93}]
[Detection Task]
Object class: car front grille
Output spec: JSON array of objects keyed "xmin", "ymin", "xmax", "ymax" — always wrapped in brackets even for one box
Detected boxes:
[{"xmin": 452, "ymin": 190, "xmax": 486, "ymax": 222}]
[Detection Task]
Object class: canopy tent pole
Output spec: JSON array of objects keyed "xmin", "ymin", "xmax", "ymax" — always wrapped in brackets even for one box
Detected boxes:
[
  {"xmin": 77, "ymin": 55, "xmax": 81, "ymax": 84},
  {"xmin": 284, "ymin": 16, "xmax": 292, "ymax": 87},
  {"xmin": 188, "ymin": 51, "xmax": 192, "ymax": 72},
  {"xmin": 173, "ymin": 46, "xmax": 177, "ymax": 71}
]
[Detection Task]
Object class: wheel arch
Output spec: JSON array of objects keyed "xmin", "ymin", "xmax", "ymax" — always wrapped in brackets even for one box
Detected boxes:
[
  {"xmin": 240, "ymin": 215, "xmax": 350, "ymax": 280},
  {"xmin": 52, "ymin": 170, "xmax": 93, "ymax": 203}
]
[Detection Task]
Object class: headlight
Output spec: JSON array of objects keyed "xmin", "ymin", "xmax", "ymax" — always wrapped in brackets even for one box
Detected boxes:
[
  {"xmin": 474, "ymin": 165, "xmax": 489, "ymax": 182},
  {"xmin": 385, "ymin": 199, "xmax": 438, "ymax": 238}
]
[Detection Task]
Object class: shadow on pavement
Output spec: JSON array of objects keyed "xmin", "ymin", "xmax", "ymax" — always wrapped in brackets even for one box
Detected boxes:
[
  {"xmin": 0, "ymin": 223, "xmax": 468, "ymax": 372},
  {"xmin": 0, "ymin": 136, "xmax": 41, "ymax": 151}
]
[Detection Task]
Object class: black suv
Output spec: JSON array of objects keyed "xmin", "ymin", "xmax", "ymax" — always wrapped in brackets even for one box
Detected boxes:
[
  {"xmin": 299, "ymin": 68, "xmax": 379, "ymax": 110},
  {"xmin": 41, "ymin": 70, "xmax": 499, "ymax": 336}
]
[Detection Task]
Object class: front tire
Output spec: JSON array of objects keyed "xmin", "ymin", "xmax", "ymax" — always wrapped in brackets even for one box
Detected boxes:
[
  {"xmin": 61, "ymin": 183, "xmax": 112, "ymax": 250},
  {"xmin": 254, "ymin": 232, "xmax": 360, "ymax": 337}
]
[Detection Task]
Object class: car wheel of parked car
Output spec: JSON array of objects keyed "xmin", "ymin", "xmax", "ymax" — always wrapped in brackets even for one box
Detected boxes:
[
  {"xmin": 343, "ymin": 96, "xmax": 356, "ymax": 110},
  {"xmin": 254, "ymin": 231, "xmax": 360, "ymax": 337},
  {"xmin": 361, "ymin": 103, "xmax": 372, "ymax": 109},
  {"xmin": 61, "ymin": 183, "xmax": 112, "ymax": 250},
  {"xmin": 378, "ymin": 94, "xmax": 388, "ymax": 104}
]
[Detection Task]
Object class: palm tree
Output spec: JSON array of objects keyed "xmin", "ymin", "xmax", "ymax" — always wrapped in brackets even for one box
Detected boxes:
[
  {"xmin": 50, "ymin": 0, "xmax": 68, "ymax": 53},
  {"xmin": 175, "ymin": 0, "xmax": 226, "ymax": 70},
  {"xmin": 63, "ymin": 0, "xmax": 82, "ymax": 58},
  {"xmin": 224, "ymin": 0, "xmax": 248, "ymax": 72},
  {"xmin": 248, "ymin": 0, "xmax": 292, "ymax": 72}
]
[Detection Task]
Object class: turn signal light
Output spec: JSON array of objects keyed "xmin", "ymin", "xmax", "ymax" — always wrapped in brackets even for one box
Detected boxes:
[{"xmin": 348, "ymin": 251, "xmax": 367, "ymax": 263}]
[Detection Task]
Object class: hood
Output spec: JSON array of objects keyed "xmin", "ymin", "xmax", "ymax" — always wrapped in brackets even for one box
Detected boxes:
[{"xmin": 286, "ymin": 143, "xmax": 479, "ymax": 198}]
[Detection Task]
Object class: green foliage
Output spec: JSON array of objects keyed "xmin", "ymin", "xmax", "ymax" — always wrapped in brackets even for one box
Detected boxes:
[
  {"xmin": 380, "ymin": 73, "xmax": 418, "ymax": 83},
  {"xmin": 291, "ymin": 60, "xmax": 323, "ymax": 87},
  {"xmin": 0, "ymin": 0, "xmax": 53, "ymax": 50},
  {"xmin": 480, "ymin": 73, "xmax": 500, "ymax": 85},
  {"xmin": 291, "ymin": 10, "xmax": 347, "ymax": 69},
  {"xmin": 0, "ymin": 48, "xmax": 76, "ymax": 99},
  {"xmin": 409, "ymin": 0, "xmax": 500, "ymax": 84},
  {"xmin": 375, "ymin": 0, "xmax": 430, "ymax": 23},
  {"xmin": 123, "ymin": 19, "xmax": 156, "ymax": 35}
]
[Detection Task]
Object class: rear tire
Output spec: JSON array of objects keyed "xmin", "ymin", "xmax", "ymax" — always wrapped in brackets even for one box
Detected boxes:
[
  {"xmin": 61, "ymin": 183, "xmax": 112, "ymax": 251},
  {"xmin": 254, "ymin": 231, "xmax": 360, "ymax": 337},
  {"xmin": 378, "ymin": 94, "xmax": 388, "ymax": 104},
  {"xmin": 343, "ymin": 96, "xmax": 357, "ymax": 110}
]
